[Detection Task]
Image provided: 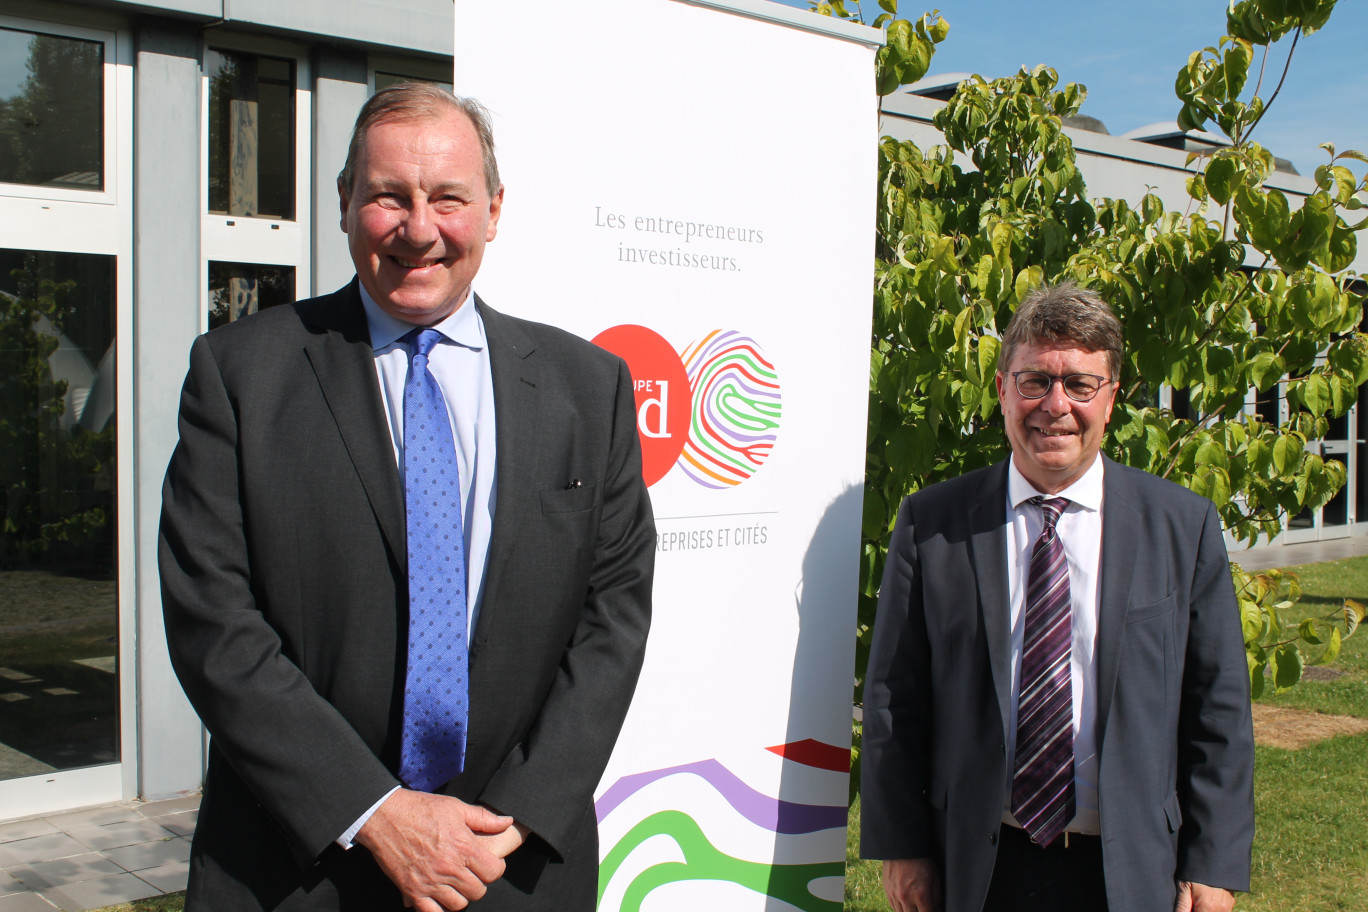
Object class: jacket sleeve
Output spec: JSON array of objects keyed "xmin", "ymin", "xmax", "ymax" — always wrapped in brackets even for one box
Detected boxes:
[
  {"xmin": 860, "ymin": 495, "xmax": 937, "ymax": 860},
  {"xmin": 475, "ymin": 356, "xmax": 655, "ymax": 862},
  {"xmin": 159, "ymin": 334, "xmax": 400, "ymax": 868},
  {"xmin": 1174, "ymin": 501, "xmax": 1255, "ymax": 891}
]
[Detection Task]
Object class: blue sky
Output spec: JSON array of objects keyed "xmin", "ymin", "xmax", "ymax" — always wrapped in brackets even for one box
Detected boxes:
[{"xmin": 770, "ymin": 0, "xmax": 1367, "ymax": 179}]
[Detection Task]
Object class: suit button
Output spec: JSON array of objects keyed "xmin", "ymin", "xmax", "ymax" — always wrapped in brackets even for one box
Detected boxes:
[{"xmin": 989, "ymin": 833, "xmax": 997, "ymax": 845}]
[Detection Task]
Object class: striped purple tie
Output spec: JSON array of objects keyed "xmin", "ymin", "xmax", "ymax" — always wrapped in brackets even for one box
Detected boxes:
[{"xmin": 1011, "ymin": 496, "xmax": 1075, "ymax": 847}]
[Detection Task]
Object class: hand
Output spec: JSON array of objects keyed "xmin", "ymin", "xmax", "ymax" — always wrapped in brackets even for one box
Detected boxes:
[
  {"xmin": 1175, "ymin": 881, "xmax": 1236, "ymax": 912},
  {"xmin": 356, "ymin": 789, "xmax": 513, "ymax": 911},
  {"xmin": 477, "ymin": 814, "xmax": 531, "ymax": 858},
  {"xmin": 882, "ymin": 858, "xmax": 943, "ymax": 912}
]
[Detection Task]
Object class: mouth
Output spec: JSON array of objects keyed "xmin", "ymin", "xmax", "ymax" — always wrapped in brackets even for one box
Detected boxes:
[
  {"xmin": 389, "ymin": 255, "xmax": 443, "ymax": 271},
  {"xmin": 1032, "ymin": 427, "xmax": 1075, "ymax": 439}
]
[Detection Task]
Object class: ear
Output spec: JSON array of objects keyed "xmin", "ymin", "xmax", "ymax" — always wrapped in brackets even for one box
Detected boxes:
[
  {"xmin": 485, "ymin": 184, "xmax": 505, "ymax": 242},
  {"xmin": 337, "ymin": 177, "xmax": 351, "ymax": 233},
  {"xmin": 994, "ymin": 370, "xmax": 1006, "ymax": 401}
]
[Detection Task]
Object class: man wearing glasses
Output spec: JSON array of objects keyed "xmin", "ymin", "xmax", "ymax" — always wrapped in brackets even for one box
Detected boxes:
[{"xmin": 861, "ymin": 284, "xmax": 1254, "ymax": 912}]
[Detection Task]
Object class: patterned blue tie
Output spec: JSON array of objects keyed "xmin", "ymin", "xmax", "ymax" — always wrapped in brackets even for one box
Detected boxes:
[
  {"xmin": 397, "ymin": 327, "xmax": 468, "ymax": 793},
  {"xmin": 1011, "ymin": 496, "xmax": 1075, "ymax": 847}
]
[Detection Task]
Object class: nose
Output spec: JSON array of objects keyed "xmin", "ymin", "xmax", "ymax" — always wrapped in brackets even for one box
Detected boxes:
[
  {"xmin": 398, "ymin": 201, "xmax": 439, "ymax": 247},
  {"xmin": 1039, "ymin": 378, "xmax": 1074, "ymax": 415}
]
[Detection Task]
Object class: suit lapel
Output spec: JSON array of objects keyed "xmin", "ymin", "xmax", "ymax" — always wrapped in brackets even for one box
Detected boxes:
[
  {"xmin": 969, "ymin": 460, "xmax": 1014, "ymax": 740},
  {"xmin": 1095, "ymin": 456, "xmax": 1139, "ymax": 742},
  {"xmin": 470, "ymin": 297, "xmax": 541, "ymax": 647},
  {"xmin": 299, "ymin": 282, "xmax": 406, "ymax": 565}
]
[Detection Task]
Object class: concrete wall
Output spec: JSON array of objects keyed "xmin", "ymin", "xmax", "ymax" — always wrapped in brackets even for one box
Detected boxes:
[
  {"xmin": 68, "ymin": 0, "xmax": 453, "ymax": 57},
  {"xmin": 132, "ymin": 15, "xmax": 210, "ymax": 799}
]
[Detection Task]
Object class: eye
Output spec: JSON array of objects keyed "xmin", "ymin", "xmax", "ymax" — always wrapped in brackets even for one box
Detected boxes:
[
  {"xmin": 1016, "ymin": 372, "xmax": 1050, "ymax": 397},
  {"xmin": 1065, "ymin": 376, "xmax": 1100, "ymax": 398}
]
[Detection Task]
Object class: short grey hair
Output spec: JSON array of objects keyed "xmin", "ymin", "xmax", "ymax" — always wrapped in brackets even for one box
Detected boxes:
[
  {"xmin": 998, "ymin": 282, "xmax": 1123, "ymax": 379},
  {"xmin": 338, "ymin": 83, "xmax": 500, "ymax": 199}
]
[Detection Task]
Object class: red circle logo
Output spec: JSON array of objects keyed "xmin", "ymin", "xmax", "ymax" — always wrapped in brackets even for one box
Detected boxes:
[{"xmin": 592, "ymin": 325, "xmax": 690, "ymax": 487}]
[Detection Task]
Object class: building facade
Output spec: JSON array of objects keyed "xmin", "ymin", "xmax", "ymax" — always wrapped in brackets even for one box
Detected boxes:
[{"xmin": 0, "ymin": 0, "xmax": 453, "ymax": 820}]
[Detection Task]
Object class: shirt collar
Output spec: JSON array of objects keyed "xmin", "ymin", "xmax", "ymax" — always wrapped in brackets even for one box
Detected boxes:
[
  {"xmin": 1007, "ymin": 454, "xmax": 1105, "ymax": 512},
  {"xmin": 358, "ymin": 283, "xmax": 487, "ymax": 353}
]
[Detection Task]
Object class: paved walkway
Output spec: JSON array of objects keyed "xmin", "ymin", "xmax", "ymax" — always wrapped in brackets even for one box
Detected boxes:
[
  {"xmin": 0, "ymin": 795, "xmax": 197, "ymax": 911},
  {"xmin": 1232, "ymin": 533, "xmax": 1368, "ymax": 571}
]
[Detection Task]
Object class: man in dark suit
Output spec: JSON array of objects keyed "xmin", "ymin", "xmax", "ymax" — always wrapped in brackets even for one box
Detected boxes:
[
  {"xmin": 861, "ymin": 284, "xmax": 1254, "ymax": 912},
  {"xmin": 159, "ymin": 84, "xmax": 654, "ymax": 911}
]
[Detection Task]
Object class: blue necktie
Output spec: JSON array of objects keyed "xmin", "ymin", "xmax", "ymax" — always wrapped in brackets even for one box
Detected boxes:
[{"xmin": 397, "ymin": 327, "xmax": 469, "ymax": 792}]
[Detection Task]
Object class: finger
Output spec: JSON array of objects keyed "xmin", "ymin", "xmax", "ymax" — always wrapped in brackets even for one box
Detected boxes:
[
  {"xmin": 467, "ymin": 849, "xmax": 507, "ymax": 885},
  {"xmin": 465, "ymin": 804, "xmax": 514, "ymax": 834}
]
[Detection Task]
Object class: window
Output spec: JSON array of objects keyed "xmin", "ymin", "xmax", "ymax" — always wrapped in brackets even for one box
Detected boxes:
[
  {"xmin": 0, "ymin": 26, "xmax": 104, "ymax": 192},
  {"xmin": 201, "ymin": 36, "xmax": 311, "ymax": 326},
  {"xmin": 206, "ymin": 48, "xmax": 296, "ymax": 220},
  {"xmin": 208, "ymin": 261, "xmax": 294, "ymax": 329},
  {"xmin": 0, "ymin": 248, "xmax": 118, "ymax": 779}
]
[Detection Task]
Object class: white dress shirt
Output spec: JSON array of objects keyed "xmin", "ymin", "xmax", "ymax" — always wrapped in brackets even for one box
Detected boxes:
[
  {"xmin": 1002, "ymin": 456, "xmax": 1104, "ymax": 835},
  {"xmin": 339, "ymin": 286, "xmax": 498, "ymax": 848}
]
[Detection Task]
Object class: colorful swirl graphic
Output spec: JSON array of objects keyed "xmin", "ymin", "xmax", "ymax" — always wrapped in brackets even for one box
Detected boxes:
[
  {"xmin": 678, "ymin": 330, "xmax": 781, "ymax": 489},
  {"xmin": 597, "ymin": 741, "xmax": 849, "ymax": 911}
]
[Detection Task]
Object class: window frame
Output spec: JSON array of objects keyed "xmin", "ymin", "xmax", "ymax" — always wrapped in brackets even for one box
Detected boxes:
[{"xmin": 199, "ymin": 30, "xmax": 313, "ymax": 332}]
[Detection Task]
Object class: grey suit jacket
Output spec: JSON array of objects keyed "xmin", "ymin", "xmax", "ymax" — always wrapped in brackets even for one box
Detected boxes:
[
  {"xmin": 159, "ymin": 281, "xmax": 654, "ymax": 910},
  {"xmin": 861, "ymin": 457, "xmax": 1253, "ymax": 912}
]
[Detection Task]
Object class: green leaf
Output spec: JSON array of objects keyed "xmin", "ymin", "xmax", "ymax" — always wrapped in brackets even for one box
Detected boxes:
[
  {"xmin": 1272, "ymin": 434, "xmax": 1304, "ymax": 475},
  {"xmin": 1205, "ymin": 157, "xmax": 1238, "ymax": 205},
  {"xmin": 1313, "ymin": 626, "xmax": 1342, "ymax": 666},
  {"xmin": 1271, "ymin": 643, "xmax": 1304, "ymax": 691}
]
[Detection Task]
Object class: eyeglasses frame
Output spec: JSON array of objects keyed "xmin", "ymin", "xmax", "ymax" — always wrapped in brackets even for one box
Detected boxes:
[{"xmin": 1005, "ymin": 370, "xmax": 1116, "ymax": 403}]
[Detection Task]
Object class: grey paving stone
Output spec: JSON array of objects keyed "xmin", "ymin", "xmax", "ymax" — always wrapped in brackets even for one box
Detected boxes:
[
  {"xmin": 135, "ymin": 795, "xmax": 200, "ymax": 818},
  {"xmin": 0, "ymin": 892, "xmax": 56, "ymax": 911},
  {"xmin": 22, "ymin": 854, "xmax": 124, "ymax": 888},
  {"xmin": 102, "ymin": 838, "xmax": 190, "ymax": 873},
  {"xmin": 0, "ymin": 835, "xmax": 86, "ymax": 867},
  {"xmin": 134, "ymin": 860, "xmax": 189, "ymax": 894},
  {"xmin": 0, "ymin": 822, "xmax": 57, "ymax": 845},
  {"xmin": 66, "ymin": 820, "xmax": 174, "ymax": 852},
  {"xmin": 0, "ymin": 869, "xmax": 50, "ymax": 893},
  {"xmin": 0, "ymin": 872, "xmax": 35, "ymax": 897},
  {"xmin": 40, "ymin": 873, "xmax": 161, "ymax": 912},
  {"xmin": 149, "ymin": 811, "xmax": 196, "ymax": 838},
  {"xmin": 43, "ymin": 805, "xmax": 140, "ymax": 833}
]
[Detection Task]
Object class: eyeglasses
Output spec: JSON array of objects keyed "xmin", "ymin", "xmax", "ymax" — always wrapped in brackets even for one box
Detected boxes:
[{"xmin": 1008, "ymin": 371, "xmax": 1114, "ymax": 402}]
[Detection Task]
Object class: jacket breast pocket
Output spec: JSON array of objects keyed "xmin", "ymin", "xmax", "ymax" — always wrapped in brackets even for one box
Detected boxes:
[
  {"xmin": 1127, "ymin": 591, "xmax": 1175, "ymax": 625},
  {"xmin": 539, "ymin": 484, "xmax": 598, "ymax": 514}
]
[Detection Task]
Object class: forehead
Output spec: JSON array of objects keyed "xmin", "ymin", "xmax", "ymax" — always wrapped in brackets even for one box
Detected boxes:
[
  {"xmin": 358, "ymin": 109, "xmax": 482, "ymax": 173},
  {"xmin": 1007, "ymin": 341, "xmax": 1110, "ymax": 373}
]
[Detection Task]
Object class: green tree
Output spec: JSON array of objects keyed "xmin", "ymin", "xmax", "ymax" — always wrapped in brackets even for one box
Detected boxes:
[{"xmin": 815, "ymin": 0, "xmax": 1368, "ymax": 790}]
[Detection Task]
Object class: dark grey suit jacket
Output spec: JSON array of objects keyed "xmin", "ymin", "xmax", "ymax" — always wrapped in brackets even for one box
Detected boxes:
[
  {"xmin": 159, "ymin": 282, "xmax": 654, "ymax": 910},
  {"xmin": 861, "ymin": 457, "xmax": 1253, "ymax": 912}
]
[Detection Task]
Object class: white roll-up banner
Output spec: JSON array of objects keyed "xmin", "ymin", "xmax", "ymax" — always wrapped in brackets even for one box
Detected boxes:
[{"xmin": 455, "ymin": 2, "xmax": 880, "ymax": 908}]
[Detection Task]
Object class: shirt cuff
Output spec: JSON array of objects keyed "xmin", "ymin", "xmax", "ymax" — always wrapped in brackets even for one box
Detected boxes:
[{"xmin": 337, "ymin": 786, "xmax": 403, "ymax": 850}]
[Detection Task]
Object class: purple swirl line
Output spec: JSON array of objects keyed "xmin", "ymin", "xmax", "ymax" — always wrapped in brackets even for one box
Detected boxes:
[{"xmin": 595, "ymin": 758, "xmax": 846, "ymax": 835}]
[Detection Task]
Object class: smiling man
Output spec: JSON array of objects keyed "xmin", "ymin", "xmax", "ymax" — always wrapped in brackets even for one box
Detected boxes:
[
  {"xmin": 159, "ymin": 85, "xmax": 654, "ymax": 911},
  {"xmin": 860, "ymin": 284, "xmax": 1254, "ymax": 912}
]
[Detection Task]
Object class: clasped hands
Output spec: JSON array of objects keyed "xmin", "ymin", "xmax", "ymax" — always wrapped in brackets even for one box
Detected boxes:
[{"xmin": 356, "ymin": 788, "xmax": 530, "ymax": 911}]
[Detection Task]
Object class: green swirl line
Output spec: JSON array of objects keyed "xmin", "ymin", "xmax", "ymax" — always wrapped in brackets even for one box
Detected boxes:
[{"xmin": 598, "ymin": 810, "xmax": 843, "ymax": 912}]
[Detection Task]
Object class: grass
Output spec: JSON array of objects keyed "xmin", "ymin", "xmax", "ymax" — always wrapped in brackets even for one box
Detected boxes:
[
  {"xmin": 92, "ymin": 897, "xmax": 185, "ymax": 912},
  {"xmin": 843, "ymin": 553, "xmax": 1368, "ymax": 912}
]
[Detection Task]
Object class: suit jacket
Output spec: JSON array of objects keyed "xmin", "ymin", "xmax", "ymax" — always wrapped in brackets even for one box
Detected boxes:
[
  {"xmin": 159, "ymin": 281, "xmax": 655, "ymax": 910},
  {"xmin": 860, "ymin": 457, "xmax": 1253, "ymax": 912}
]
